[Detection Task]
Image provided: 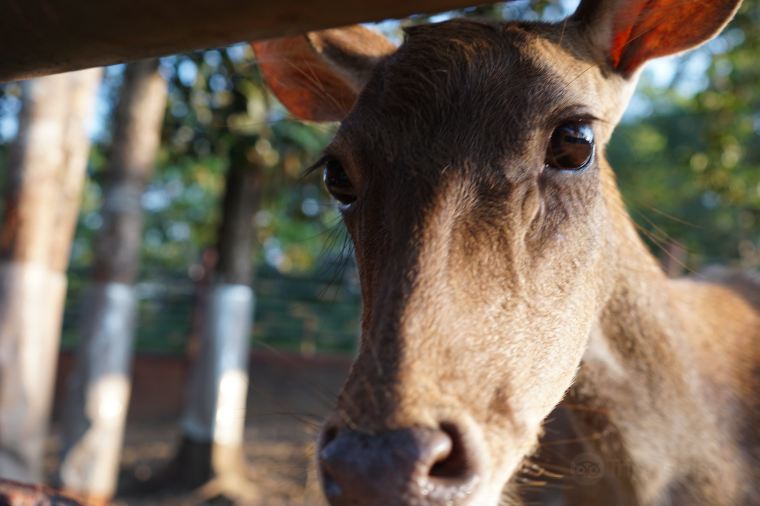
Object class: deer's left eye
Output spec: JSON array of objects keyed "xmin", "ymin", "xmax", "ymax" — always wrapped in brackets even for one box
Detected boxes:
[{"xmin": 545, "ymin": 122, "xmax": 595, "ymax": 171}]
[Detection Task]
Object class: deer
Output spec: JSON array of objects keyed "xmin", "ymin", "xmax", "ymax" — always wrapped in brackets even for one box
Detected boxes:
[{"xmin": 252, "ymin": 0, "xmax": 760, "ymax": 504}]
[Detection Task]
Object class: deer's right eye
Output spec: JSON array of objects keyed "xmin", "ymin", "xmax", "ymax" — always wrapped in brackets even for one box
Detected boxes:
[{"xmin": 323, "ymin": 158, "xmax": 356, "ymax": 206}]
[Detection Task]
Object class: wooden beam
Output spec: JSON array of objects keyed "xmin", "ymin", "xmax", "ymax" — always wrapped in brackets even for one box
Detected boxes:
[{"xmin": 0, "ymin": 0, "xmax": 494, "ymax": 83}]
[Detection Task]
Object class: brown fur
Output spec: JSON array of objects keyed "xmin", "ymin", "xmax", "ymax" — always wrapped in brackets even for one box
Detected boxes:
[{"xmin": 254, "ymin": 1, "xmax": 757, "ymax": 504}]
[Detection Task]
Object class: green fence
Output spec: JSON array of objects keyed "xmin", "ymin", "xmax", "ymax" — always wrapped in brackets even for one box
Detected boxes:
[{"xmin": 61, "ymin": 264, "xmax": 361, "ymax": 355}]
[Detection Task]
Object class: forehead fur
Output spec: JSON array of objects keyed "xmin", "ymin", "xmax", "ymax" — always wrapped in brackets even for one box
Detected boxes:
[{"xmin": 344, "ymin": 19, "xmax": 574, "ymax": 168}]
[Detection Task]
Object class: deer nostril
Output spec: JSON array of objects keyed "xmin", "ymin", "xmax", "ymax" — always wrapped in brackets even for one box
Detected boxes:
[
  {"xmin": 320, "ymin": 424, "xmax": 338, "ymax": 449},
  {"xmin": 429, "ymin": 422, "xmax": 471, "ymax": 480},
  {"xmin": 318, "ymin": 423, "xmax": 342, "ymax": 498}
]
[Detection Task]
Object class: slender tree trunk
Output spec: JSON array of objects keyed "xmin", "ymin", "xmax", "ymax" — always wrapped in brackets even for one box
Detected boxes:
[
  {"xmin": 59, "ymin": 60, "xmax": 166, "ymax": 502},
  {"xmin": 0, "ymin": 68, "xmax": 102, "ymax": 483},
  {"xmin": 128, "ymin": 142, "xmax": 262, "ymax": 500},
  {"xmin": 179, "ymin": 144, "xmax": 262, "ymax": 497}
]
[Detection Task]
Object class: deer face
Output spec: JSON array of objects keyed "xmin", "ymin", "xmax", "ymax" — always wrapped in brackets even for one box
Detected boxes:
[
  {"xmin": 254, "ymin": 1, "xmax": 740, "ymax": 504},
  {"xmin": 319, "ymin": 21, "xmax": 629, "ymax": 501}
]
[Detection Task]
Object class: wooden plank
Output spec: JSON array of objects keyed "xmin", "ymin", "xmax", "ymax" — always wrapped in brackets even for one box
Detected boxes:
[{"xmin": 0, "ymin": 0, "xmax": 494, "ymax": 83}]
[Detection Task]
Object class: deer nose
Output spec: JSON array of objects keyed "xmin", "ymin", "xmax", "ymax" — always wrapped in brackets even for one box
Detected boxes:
[{"xmin": 318, "ymin": 423, "xmax": 480, "ymax": 505}]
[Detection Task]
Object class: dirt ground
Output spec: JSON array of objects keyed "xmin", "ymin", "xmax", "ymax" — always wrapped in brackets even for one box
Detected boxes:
[{"xmin": 48, "ymin": 351, "xmax": 352, "ymax": 506}]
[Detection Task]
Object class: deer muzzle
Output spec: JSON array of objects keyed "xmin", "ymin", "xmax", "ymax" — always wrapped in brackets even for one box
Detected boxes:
[{"xmin": 318, "ymin": 418, "xmax": 487, "ymax": 505}]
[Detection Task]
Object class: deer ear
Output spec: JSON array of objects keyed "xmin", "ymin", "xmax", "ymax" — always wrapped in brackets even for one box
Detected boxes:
[
  {"xmin": 574, "ymin": 0, "xmax": 742, "ymax": 76},
  {"xmin": 252, "ymin": 26, "xmax": 396, "ymax": 122}
]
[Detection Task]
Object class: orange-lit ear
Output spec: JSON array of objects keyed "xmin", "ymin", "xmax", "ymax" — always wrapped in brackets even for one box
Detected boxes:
[
  {"xmin": 252, "ymin": 26, "xmax": 396, "ymax": 122},
  {"xmin": 574, "ymin": 0, "xmax": 742, "ymax": 76}
]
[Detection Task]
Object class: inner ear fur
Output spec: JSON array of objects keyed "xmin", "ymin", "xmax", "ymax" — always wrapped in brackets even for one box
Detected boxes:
[
  {"xmin": 573, "ymin": 0, "xmax": 742, "ymax": 76},
  {"xmin": 252, "ymin": 25, "xmax": 396, "ymax": 122}
]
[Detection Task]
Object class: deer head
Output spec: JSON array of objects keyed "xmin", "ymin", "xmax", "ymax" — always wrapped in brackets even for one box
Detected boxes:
[{"xmin": 254, "ymin": 0, "xmax": 741, "ymax": 504}]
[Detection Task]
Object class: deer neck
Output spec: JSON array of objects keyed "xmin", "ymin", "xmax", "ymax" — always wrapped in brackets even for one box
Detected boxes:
[{"xmin": 566, "ymin": 163, "xmax": 748, "ymax": 503}]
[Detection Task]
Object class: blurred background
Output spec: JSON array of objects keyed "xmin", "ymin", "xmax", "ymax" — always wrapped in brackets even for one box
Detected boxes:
[{"xmin": 0, "ymin": 0, "xmax": 757, "ymax": 504}]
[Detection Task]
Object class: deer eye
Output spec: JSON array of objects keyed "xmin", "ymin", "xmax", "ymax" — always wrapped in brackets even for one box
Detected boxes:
[
  {"xmin": 545, "ymin": 122, "xmax": 595, "ymax": 171},
  {"xmin": 323, "ymin": 158, "xmax": 356, "ymax": 206}
]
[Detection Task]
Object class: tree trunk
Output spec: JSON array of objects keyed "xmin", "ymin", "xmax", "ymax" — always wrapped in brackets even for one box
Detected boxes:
[
  {"xmin": 59, "ymin": 60, "xmax": 166, "ymax": 502},
  {"xmin": 128, "ymin": 143, "xmax": 262, "ymax": 500},
  {"xmin": 180, "ymin": 144, "xmax": 262, "ymax": 498},
  {"xmin": 0, "ymin": 68, "xmax": 102, "ymax": 483}
]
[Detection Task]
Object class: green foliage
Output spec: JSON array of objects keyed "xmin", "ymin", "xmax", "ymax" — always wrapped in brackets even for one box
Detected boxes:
[
  {"xmin": 64, "ymin": 47, "xmax": 351, "ymax": 354},
  {"xmin": 610, "ymin": 0, "xmax": 760, "ymax": 269},
  {"xmin": 71, "ymin": 47, "xmax": 340, "ymax": 279}
]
